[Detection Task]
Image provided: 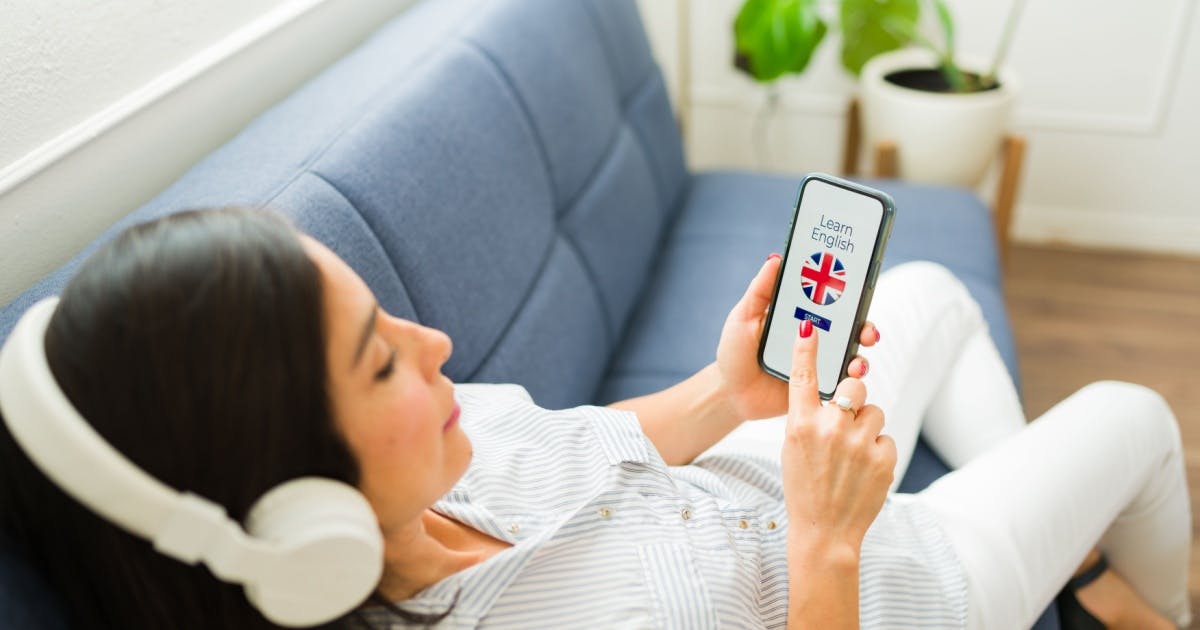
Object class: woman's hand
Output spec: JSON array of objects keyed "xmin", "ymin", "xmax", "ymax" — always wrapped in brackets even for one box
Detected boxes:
[
  {"xmin": 716, "ymin": 253, "xmax": 880, "ymax": 421},
  {"xmin": 781, "ymin": 323, "xmax": 895, "ymax": 630},
  {"xmin": 782, "ymin": 320, "xmax": 896, "ymax": 552}
]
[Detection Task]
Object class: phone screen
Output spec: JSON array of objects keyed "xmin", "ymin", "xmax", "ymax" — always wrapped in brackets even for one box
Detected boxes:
[{"xmin": 760, "ymin": 176, "xmax": 889, "ymax": 396}]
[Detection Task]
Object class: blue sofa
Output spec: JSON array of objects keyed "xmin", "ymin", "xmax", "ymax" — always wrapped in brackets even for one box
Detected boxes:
[{"xmin": 0, "ymin": 0, "xmax": 1056, "ymax": 627}]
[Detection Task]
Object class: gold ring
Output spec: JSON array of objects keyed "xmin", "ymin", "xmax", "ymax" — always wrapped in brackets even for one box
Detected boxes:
[{"xmin": 833, "ymin": 396, "xmax": 855, "ymax": 412}]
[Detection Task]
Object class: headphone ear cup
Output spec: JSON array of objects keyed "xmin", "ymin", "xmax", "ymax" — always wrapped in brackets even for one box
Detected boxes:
[{"xmin": 242, "ymin": 478, "xmax": 383, "ymax": 627}]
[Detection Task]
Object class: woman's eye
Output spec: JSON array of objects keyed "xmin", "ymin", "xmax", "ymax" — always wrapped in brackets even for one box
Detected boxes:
[{"xmin": 374, "ymin": 348, "xmax": 397, "ymax": 381}]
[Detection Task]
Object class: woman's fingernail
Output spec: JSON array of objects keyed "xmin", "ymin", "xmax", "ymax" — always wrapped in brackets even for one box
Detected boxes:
[
  {"xmin": 874, "ymin": 329, "xmax": 881, "ymax": 343},
  {"xmin": 861, "ymin": 361, "xmax": 869, "ymax": 376},
  {"xmin": 799, "ymin": 320, "xmax": 813, "ymax": 338},
  {"xmin": 768, "ymin": 253, "xmax": 781, "ymax": 261}
]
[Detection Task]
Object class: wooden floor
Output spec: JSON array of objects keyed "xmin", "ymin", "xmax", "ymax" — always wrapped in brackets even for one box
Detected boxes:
[{"xmin": 1004, "ymin": 243, "xmax": 1200, "ymax": 626}]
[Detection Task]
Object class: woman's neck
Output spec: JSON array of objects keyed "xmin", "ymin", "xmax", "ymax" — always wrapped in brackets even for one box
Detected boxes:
[{"xmin": 376, "ymin": 509, "xmax": 511, "ymax": 602}]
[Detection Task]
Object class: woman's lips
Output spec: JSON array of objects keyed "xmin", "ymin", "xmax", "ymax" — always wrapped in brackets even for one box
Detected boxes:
[{"xmin": 443, "ymin": 403, "xmax": 460, "ymax": 432}]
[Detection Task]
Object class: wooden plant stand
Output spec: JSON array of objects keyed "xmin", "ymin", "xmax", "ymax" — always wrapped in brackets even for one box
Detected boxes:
[{"xmin": 841, "ymin": 97, "xmax": 1026, "ymax": 264}]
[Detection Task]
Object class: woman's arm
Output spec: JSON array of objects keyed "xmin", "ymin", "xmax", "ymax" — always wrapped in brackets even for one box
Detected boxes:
[
  {"xmin": 787, "ymin": 535, "xmax": 860, "ymax": 629},
  {"xmin": 607, "ymin": 362, "xmax": 739, "ymax": 466},
  {"xmin": 609, "ymin": 254, "xmax": 878, "ymax": 466}
]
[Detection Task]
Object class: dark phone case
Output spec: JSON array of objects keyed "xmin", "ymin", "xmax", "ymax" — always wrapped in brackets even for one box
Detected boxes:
[{"xmin": 756, "ymin": 173, "xmax": 896, "ymax": 399}]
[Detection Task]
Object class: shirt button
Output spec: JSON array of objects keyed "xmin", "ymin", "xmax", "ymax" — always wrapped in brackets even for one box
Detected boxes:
[
  {"xmin": 738, "ymin": 520, "xmax": 749, "ymax": 529},
  {"xmin": 509, "ymin": 523, "xmax": 521, "ymax": 534},
  {"xmin": 680, "ymin": 507, "xmax": 693, "ymax": 521},
  {"xmin": 599, "ymin": 507, "xmax": 613, "ymax": 519},
  {"xmin": 766, "ymin": 520, "xmax": 777, "ymax": 530}
]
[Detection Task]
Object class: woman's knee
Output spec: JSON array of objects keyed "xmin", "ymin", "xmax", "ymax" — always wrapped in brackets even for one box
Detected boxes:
[
  {"xmin": 878, "ymin": 261, "xmax": 983, "ymax": 322},
  {"xmin": 1075, "ymin": 381, "xmax": 1181, "ymax": 454}
]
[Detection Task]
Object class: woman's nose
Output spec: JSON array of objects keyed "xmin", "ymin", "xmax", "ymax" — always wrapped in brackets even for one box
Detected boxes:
[{"xmin": 422, "ymin": 326, "xmax": 453, "ymax": 375}]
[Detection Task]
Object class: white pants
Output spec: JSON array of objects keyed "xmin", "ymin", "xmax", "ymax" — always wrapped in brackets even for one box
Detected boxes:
[{"xmin": 706, "ymin": 261, "xmax": 1192, "ymax": 629}]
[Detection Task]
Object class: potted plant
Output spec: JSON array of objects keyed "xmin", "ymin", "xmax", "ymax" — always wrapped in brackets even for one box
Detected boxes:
[{"xmin": 733, "ymin": 0, "xmax": 1026, "ymax": 186}]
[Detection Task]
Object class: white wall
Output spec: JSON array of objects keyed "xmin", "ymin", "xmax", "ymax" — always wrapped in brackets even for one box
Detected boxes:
[
  {"xmin": 640, "ymin": 0, "xmax": 1200, "ymax": 256},
  {"xmin": 0, "ymin": 0, "xmax": 414, "ymax": 305}
]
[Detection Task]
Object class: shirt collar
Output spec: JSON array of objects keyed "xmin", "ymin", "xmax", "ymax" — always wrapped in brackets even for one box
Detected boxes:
[{"xmin": 393, "ymin": 506, "xmax": 567, "ymax": 625}]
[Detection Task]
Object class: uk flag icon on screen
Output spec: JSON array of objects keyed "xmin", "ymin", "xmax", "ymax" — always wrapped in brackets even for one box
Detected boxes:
[{"xmin": 800, "ymin": 251, "xmax": 847, "ymax": 306}]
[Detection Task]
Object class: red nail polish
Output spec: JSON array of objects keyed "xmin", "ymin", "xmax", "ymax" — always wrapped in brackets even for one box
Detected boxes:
[
  {"xmin": 799, "ymin": 320, "xmax": 813, "ymax": 338},
  {"xmin": 861, "ymin": 362, "xmax": 869, "ymax": 376},
  {"xmin": 768, "ymin": 253, "xmax": 781, "ymax": 261},
  {"xmin": 874, "ymin": 329, "xmax": 881, "ymax": 343}
]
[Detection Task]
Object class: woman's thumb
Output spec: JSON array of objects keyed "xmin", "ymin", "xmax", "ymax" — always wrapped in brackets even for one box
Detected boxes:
[{"xmin": 738, "ymin": 253, "xmax": 781, "ymax": 319}]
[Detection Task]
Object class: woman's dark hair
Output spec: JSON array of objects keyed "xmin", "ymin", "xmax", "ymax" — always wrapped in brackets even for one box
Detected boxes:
[{"xmin": 0, "ymin": 209, "xmax": 449, "ymax": 628}]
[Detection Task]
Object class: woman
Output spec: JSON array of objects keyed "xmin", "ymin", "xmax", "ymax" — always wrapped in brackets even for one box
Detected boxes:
[{"xmin": 0, "ymin": 208, "xmax": 1189, "ymax": 629}]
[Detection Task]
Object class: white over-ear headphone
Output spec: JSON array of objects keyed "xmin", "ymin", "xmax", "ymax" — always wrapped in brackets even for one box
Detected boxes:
[{"xmin": 0, "ymin": 298, "xmax": 384, "ymax": 627}]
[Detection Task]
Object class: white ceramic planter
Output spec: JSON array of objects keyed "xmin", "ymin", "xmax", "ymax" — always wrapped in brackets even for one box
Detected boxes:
[{"xmin": 860, "ymin": 48, "xmax": 1018, "ymax": 187}]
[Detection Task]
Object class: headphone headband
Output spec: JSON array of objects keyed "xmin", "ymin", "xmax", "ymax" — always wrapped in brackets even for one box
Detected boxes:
[{"xmin": 0, "ymin": 298, "xmax": 383, "ymax": 627}]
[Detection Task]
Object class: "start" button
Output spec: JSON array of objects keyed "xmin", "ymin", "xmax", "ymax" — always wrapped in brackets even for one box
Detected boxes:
[{"xmin": 793, "ymin": 306, "xmax": 832, "ymax": 332}]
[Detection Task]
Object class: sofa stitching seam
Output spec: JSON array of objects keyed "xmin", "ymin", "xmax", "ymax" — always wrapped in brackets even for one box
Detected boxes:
[
  {"xmin": 256, "ymin": 10, "xmax": 482, "ymax": 214},
  {"xmin": 579, "ymin": 0, "xmax": 654, "ymax": 107},
  {"xmin": 622, "ymin": 74, "xmax": 674, "ymax": 213},
  {"xmin": 554, "ymin": 125, "xmax": 626, "ymax": 226},
  {"xmin": 460, "ymin": 36, "xmax": 629, "ymax": 220},
  {"xmin": 462, "ymin": 235, "xmax": 589, "ymax": 383},
  {"xmin": 553, "ymin": 232, "xmax": 616, "ymax": 345},
  {"xmin": 457, "ymin": 38, "xmax": 618, "ymax": 345},
  {"xmin": 458, "ymin": 39, "xmax": 561, "ymax": 209},
  {"xmin": 579, "ymin": 1, "xmax": 671, "ymax": 211},
  {"xmin": 301, "ymin": 169, "xmax": 426, "ymax": 323}
]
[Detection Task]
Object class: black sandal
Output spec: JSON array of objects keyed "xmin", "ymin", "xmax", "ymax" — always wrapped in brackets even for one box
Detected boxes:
[{"xmin": 1055, "ymin": 554, "xmax": 1110, "ymax": 630}]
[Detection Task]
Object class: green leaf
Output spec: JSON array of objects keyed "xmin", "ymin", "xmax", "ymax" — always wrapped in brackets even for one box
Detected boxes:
[
  {"xmin": 733, "ymin": 0, "xmax": 827, "ymax": 83},
  {"xmin": 931, "ymin": 0, "xmax": 955, "ymax": 59},
  {"xmin": 785, "ymin": 15, "xmax": 828, "ymax": 75},
  {"xmin": 839, "ymin": 0, "xmax": 919, "ymax": 76}
]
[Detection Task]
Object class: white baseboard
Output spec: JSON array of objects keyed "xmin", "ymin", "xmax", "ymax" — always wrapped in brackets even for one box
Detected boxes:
[{"xmin": 1012, "ymin": 203, "xmax": 1200, "ymax": 257}]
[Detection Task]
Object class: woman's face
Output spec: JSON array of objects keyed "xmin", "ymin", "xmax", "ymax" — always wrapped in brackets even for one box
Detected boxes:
[{"xmin": 303, "ymin": 237, "xmax": 471, "ymax": 531}]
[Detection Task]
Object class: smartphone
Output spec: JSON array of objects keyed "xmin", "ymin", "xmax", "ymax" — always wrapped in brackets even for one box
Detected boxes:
[{"xmin": 757, "ymin": 173, "xmax": 896, "ymax": 399}]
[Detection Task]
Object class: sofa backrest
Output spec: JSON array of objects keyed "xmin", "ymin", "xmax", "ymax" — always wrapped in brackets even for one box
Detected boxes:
[
  {"xmin": 0, "ymin": 0, "xmax": 687, "ymax": 409},
  {"xmin": 0, "ymin": 1, "xmax": 686, "ymax": 626}
]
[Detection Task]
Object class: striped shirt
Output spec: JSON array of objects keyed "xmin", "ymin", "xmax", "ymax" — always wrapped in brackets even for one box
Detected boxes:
[{"xmin": 364, "ymin": 383, "xmax": 967, "ymax": 628}]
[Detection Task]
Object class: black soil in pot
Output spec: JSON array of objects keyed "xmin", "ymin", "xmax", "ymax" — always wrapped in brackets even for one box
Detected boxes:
[{"xmin": 884, "ymin": 68, "xmax": 1001, "ymax": 93}]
